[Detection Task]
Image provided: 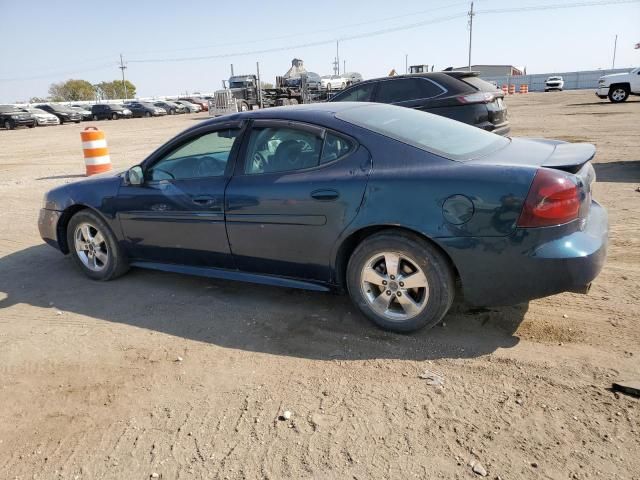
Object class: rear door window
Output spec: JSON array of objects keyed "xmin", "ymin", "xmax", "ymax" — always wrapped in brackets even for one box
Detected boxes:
[
  {"xmin": 376, "ymin": 78, "xmax": 443, "ymax": 103},
  {"xmin": 331, "ymin": 82, "xmax": 376, "ymax": 102}
]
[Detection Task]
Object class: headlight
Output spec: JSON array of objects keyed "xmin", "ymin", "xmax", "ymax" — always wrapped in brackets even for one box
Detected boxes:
[{"xmin": 11, "ymin": 115, "xmax": 20, "ymax": 119}]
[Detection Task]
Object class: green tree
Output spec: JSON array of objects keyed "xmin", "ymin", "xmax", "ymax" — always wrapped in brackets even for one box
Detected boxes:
[
  {"xmin": 48, "ymin": 79, "xmax": 95, "ymax": 101},
  {"xmin": 96, "ymin": 80, "xmax": 136, "ymax": 100}
]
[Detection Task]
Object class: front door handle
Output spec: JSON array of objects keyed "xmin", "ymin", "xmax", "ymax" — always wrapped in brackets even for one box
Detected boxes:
[
  {"xmin": 191, "ymin": 195, "xmax": 217, "ymax": 206},
  {"xmin": 311, "ymin": 189, "xmax": 339, "ymax": 201}
]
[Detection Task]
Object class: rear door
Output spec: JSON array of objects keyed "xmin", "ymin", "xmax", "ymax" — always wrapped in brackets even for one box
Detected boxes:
[{"xmin": 225, "ymin": 119, "xmax": 371, "ymax": 282}]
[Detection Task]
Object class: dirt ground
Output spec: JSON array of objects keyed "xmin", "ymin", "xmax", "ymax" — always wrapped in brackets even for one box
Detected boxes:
[{"xmin": 0, "ymin": 91, "xmax": 638, "ymax": 480}]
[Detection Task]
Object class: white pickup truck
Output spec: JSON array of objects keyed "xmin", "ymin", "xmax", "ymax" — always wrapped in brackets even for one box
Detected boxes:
[{"xmin": 595, "ymin": 67, "xmax": 640, "ymax": 103}]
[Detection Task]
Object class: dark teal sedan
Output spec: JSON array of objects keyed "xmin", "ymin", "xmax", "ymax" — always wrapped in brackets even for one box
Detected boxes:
[{"xmin": 38, "ymin": 103, "xmax": 608, "ymax": 332}]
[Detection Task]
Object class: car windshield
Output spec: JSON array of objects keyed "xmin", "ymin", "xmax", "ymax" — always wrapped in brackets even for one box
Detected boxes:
[
  {"xmin": 28, "ymin": 108, "xmax": 48, "ymax": 114},
  {"xmin": 548, "ymin": 77, "xmax": 562, "ymax": 81},
  {"xmin": 335, "ymin": 103, "xmax": 510, "ymax": 161}
]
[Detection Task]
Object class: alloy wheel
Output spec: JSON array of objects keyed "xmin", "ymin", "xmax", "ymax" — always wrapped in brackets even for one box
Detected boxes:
[
  {"xmin": 74, "ymin": 222, "xmax": 109, "ymax": 272},
  {"xmin": 360, "ymin": 251, "xmax": 429, "ymax": 321},
  {"xmin": 612, "ymin": 88, "xmax": 626, "ymax": 101}
]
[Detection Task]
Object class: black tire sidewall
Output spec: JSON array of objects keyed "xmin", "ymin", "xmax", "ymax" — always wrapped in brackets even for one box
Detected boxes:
[
  {"xmin": 66, "ymin": 210, "xmax": 128, "ymax": 281},
  {"xmin": 346, "ymin": 232, "xmax": 454, "ymax": 333}
]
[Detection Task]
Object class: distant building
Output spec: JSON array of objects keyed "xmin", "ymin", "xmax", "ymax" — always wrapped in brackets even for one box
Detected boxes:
[{"xmin": 451, "ymin": 65, "xmax": 524, "ymax": 76}]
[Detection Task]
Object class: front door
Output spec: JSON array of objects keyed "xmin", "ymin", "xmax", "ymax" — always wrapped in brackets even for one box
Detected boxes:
[
  {"xmin": 225, "ymin": 119, "xmax": 371, "ymax": 282},
  {"xmin": 115, "ymin": 126, "xmax": 242, "ymax": 268}
]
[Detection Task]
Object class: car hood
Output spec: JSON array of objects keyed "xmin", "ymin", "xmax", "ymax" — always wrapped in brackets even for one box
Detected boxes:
[
  {"xmin": 44, "ymin": 172, "xmax": 124, "ymax": 211},
  {"xmin": 599, "ymin": 72, "xmax": 630, "ymax": 81}
]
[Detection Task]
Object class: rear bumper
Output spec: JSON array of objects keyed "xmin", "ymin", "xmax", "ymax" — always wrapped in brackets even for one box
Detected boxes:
[
  {"xmin": 439, "ymin": 200, "xmax": 608, "ymax": 306},
  {"xmin": 38, "ymin": 208, "xmax": 63, "ymax": 251}
]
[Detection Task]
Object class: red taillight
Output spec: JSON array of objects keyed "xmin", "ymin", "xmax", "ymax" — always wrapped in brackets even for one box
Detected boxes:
[{"xmin": 517, "ymin": 168, "xmax": 581, "ymax": 227}]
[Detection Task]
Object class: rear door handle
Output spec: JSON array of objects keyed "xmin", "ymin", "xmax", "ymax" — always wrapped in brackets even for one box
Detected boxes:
[
  {"xmin": 191, "ymin": 195, "xmax": 217, "ymax": 206},
  {"xmin": 311, "ymin": 189, "xmax": 339, "ymax": 201}
]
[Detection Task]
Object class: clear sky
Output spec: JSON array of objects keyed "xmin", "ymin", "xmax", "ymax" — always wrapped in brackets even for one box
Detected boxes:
[{"xmin": 1, "ymin": 0, "xmax": 639, "ymax": 102}]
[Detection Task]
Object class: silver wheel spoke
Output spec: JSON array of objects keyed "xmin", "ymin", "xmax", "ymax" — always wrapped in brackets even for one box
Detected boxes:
[
  {"xmin": 362, "ymin": 266, "xmax": 387, "ymax": 286},
  {"xmin": 383, "ymin": 253, "xmax": 400, "ymax": 278},
  {"xmin": 95, "ymin": 250, "xmax": 108, "ymax": 265},
  {"xmin": 372, "ymin": 291, "xmax": 393, "ymax": 313},
  {"xmin": 81, "ymin": 225, "xmax": 92, "ymax": 242},
  {"xmin": 400, "ymin": 270, "xmax": 428, "ymax": 289},
  {"xmin": 396, "ymin": 292, "xmax": 421, "ymax": 316},
  {"xmin": 93, "ymin": 231, "xmax": 105, "ymax": 245}
]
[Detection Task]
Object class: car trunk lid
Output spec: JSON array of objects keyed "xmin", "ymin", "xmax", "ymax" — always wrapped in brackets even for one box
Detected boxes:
[{"xmin": 469, "ymin": 138, "xmax": 596, "ymax": 222}]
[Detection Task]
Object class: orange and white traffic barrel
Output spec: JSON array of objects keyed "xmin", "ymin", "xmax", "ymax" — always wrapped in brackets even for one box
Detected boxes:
[
  {"xmin": 501, "ymin": 84, "xmax": 508, "ymax": 94},
  {"xmin": 508, "ymin": 84, "xmax": 516, "ymax": 95},
  {"xmin": 80, "ymin": 127, "xmax": 111, "ymax": 176},
  {"xmin": 519, "ymin": 84, "xmax": 528, "ymax": 94}
]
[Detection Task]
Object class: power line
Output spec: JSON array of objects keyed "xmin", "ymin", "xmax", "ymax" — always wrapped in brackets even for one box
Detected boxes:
[
  {"xmin": 128, "ymin": 11, "xmax": 468, "ymax": 64},
  {"xmin": 124, "ymin": 1, "xmax": 471, "ymax": 57},
  {"xmin": 127, "ymin": 0, "xmax": 639, "ymax": 65}
]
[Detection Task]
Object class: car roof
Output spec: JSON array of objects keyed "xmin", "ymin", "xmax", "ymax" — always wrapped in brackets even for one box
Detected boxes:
[{"xmin": 199, "ymin": 102, "xmax": 382, "ymax": 129}]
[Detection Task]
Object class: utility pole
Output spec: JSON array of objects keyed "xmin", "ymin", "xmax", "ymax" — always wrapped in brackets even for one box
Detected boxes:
[
  {"xmin": 231, "ymin": 64, "xmax": 234, "ymax": 76},
  {"xmin": 612, "ymin": 34, "xmax": 618, "ymax": 69},
  {"xmin": 343, "ymin": 60, "xmax": 346, "ymax": 74},
  {"xmin": 467, "ymin": 1, "xmax": 474, "ymax": 71},
  {"xmin": 119, "ymin": 53, "xmax": 128, "ymax": 99}
]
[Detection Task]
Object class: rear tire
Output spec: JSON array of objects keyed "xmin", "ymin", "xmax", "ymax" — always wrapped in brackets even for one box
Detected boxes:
[
  {"xmin": 92, "ymin": 114, "xmax": 99, "ymax": 121},
  {"xmin": 4, "ymin": 119, "xmax": 14, "ymax": 130},
  {"xmin": 145, "ymin": 111, "xmax": 151, "ymax": 117},
  {"xmin": 111, "ymin": 112, "xmax": 118, "ymax": 120},
  {"xmin": 346, "ymin": 231, "xmax": 455, "ymax": 333},
  {"xmin": 66, "ymin": 210, "xmax": 129, "ymax": 281},
  {"xmin": 608, "ymin": 85, "xmax": 629, "ymax": 103}
]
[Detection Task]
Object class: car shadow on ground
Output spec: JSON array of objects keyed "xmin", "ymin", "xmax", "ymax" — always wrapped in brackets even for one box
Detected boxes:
[
  {"xmin": 36, "ymin": 174, "xmax": 86, "ymax": 181},
  {"xmin": 594, "ymin": 160, "xmax": 640, "ymax": 183},
  {"xmin": 0, "ymin": 245, "xmax": 527, "ymax": 361}
]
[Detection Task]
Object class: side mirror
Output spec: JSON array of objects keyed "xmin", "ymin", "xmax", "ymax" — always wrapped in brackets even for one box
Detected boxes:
[{"xmin": 127, "ymin": 165, "xmax": 144, "ymax": 185}]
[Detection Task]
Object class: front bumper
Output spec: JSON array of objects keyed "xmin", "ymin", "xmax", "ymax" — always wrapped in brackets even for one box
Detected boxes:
[
  {"xmin": 438, "ymin": 200, "xmax": 608, "ymax": 306},
  {"xmin": 38, "ymin": 208, "xmax": 63, "ymax": 251},
  {"xmin": 36, "ymin": 117, "xmax": 60, "ymax": 126},
  {"xmin": 595, "ymin": 86, "xmax": 609, "ymax": 98}
]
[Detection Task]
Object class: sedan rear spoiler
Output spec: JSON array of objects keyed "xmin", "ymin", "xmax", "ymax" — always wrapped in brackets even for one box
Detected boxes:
[{"xmin": 542, "ymin": 142, "xmax": 596, "ymax": 173}]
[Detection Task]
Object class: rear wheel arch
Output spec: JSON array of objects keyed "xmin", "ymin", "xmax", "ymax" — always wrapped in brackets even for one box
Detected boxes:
[{"xmin": 333, "ymin": 225, "xmax": 460, "ymax": 289}]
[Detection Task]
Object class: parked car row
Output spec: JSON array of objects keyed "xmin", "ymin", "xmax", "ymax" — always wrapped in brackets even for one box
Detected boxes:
[{"xmin": 1, "ymin": 99, "xmax": 205, "ymax": 130}]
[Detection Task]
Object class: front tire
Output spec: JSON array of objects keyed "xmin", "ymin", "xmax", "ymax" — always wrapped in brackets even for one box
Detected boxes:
[
  {"xmin": 608, "ymin": 86, "xmax": 629, "ymax": 103},
  {"xmin": 4, "ymin": 119, "xmax": 14, "ymax": 130},
  {"xmin": 346, "ymin": 231, "xmax": 455, "ymax": 333},
  {"xmin": 67, "ymin": 210, "xmax": 129, "ymax": 281}
]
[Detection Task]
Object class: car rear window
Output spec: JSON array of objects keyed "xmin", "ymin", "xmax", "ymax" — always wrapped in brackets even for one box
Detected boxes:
[
  {"xmin": 335, "ymin": 103, "xmax": 509, "ymax": 161},
  {"xmin": 460, "ymin": 76, "xmax": 500, "ymax": 92}
]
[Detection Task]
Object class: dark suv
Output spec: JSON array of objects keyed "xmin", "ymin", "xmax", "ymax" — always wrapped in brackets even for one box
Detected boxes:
[
  {"xmin": 35, "ymin": 104, "xmax": 82, "ymax": 124},
  {"xmin": 329, "ymin": 71, "xmax": 509, "ymax": 135},
  {"xmin": 90, "ymin": 104, "xmax": 132, "ymax": 120},
  {"xmin": 0, "ymin": 105, "xmax": 36, "ymax": 130}
]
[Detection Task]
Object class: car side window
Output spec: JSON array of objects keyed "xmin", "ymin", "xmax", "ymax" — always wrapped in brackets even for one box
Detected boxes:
[
  {"xmin": 332, "ymin": 83, "xmax": 376, "ymax": 102},
  {"xmin": 320, "ymin": 132, "xmax": 353, "ymax": 164},
  {"xmin": 376, "ymin": 78, "xmax": 442, "ymax": 103},
  {"xmin": 148, "ymin": 129, "xmax": 240, "ymax": 181},
  {"xmin": 244, "ymin": 126, "xmax": 324, "ymax": 174}
]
